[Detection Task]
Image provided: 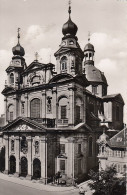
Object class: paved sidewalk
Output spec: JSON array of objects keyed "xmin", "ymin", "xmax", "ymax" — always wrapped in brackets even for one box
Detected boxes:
[{"xmin": 0, "ymin": 173, "xmax": 78, "ymax": 192}]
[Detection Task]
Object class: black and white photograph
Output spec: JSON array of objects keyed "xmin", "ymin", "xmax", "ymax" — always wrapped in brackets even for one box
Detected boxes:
[{"xmin": 0, "ymin": 0, "xmax": 126, "ymax": 194}]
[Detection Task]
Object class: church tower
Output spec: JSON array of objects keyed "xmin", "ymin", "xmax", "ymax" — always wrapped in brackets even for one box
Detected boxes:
[
  {"xmin": 83, "ymin": 36, "xmax": 108, "ymax": 97},
  {"xmin": 6, "ymin": 28, "xmax": 26, "ymax": 89},
  {"xmin": 54, "ymin": 3, "xmax": 84, "ymax": 76}
]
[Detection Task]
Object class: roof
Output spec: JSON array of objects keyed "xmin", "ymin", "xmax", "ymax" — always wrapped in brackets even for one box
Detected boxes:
[
  {"xmin": 108, "ymin": 128, "xmax": 126, "ymax": 149},
  {"xmin": 84, "ymin": 64, "xmax": 108, "ymax": 85},
  {"xmin": 84, "ymin": 43, "xmax": 94, "ymax": 51},
  {"xmin": 102, "ymin": 93, "xmax": 124, "ymax": 104}
]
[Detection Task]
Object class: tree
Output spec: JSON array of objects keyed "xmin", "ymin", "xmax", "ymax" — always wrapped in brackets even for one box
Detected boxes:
[
  {"xmin": 88, "ymin": 165, "xmax": 126, "ymax": 195},
  {"xmin": 0, "ymin": 146, "xmax": 5, "ymax": 172}
]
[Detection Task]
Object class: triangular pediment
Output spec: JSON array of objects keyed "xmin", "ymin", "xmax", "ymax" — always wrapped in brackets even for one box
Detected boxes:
[
  {"xmin": 2, "ymin": 117, "xmax": 46, "ymax": 133},
  {"xmin": 54, "ymin": 47, "xmax": 72, "ymax": 56},
  {"xmin": 23, "ymin": 61, "xmax": 45, "ymax": 74}
]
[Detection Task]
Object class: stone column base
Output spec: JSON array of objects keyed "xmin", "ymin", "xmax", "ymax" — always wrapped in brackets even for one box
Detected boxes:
[
  {"xmin": 14, "ymin": 172, "xmax": 19, "ymax": 177},
  {"xmin": 4, "ymin": 170, "xmax": 9, "ymax": 174},
  {"xmin": 26, "ymin": 175, "xmax": 32, "ymax": 180}
]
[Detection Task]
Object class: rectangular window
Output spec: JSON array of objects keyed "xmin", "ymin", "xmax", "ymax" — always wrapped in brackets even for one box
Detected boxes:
[
  {"xmin": 61, "ymin": 106, "xmax": 66, "ymax": 119},
  {"xmin": 60, "ymin": 160, "xmax": 65, "ymax": 173},
  {"xmin": 10, "ymin": 112, "xmax": 13, "ymax": 121},
  {"xmin": 92, "ymin": 86, "xmax": 97, "ymax": 94},
  {"xmin": 78, "ymin": 159, "xmax": 82, "ymax": 174},
  {"xmin": 60, "ymin": 144, "xmax": 65, "ymax": 154},
  {"xmin": 78, "ymin": 144, "xmax": 81, "ymax": 154},
  {"xmin": 76, "ymin": 105, "xmax": 80, "ymax": 124}
]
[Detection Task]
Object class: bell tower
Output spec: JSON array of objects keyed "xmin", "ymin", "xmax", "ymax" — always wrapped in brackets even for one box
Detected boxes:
[
  {"xmin": 54, "ymin": 2, "xmax": 84, "ymax": 76},
  {"xmin": 6, "ymin": 28, "xmax": 26, "ymax": 89}
]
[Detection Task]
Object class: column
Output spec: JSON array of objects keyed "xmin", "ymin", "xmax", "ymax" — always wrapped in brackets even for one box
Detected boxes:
[
  {"xmin": 24, "ymin": 93, "xmax": 28, "ymax": 117},
  {"xmin": 40, "ymin": 136, "xmax": 47, "ymax": 184},
  {"xmin": 15, "ymin": 136, "xmax": 19, "ymax": 176},
  {"xmin": 83, "ymin": 91, "xmax": 86, "ymax": 123},
  {"xmin": 13, "ymin": 95, "xmax": 18, "ymax": 119},
  {"xmin": 68, "ymin": 86, "xmax": 75, "ymax": 126},
  {"xmin": 4, "ymin": 97, "xmax": 7, "ymax": 124},
  {"xmin": 67, "ymin": 137, "xmax": 75, "ymax": 180},
  {"xmin": 52, "ymin": 87, "xmax": 57, "ymax": 127},
  {"xmin": 4, "ymin": 135, "xmax": 9, "ymax": 174},
  {"xmin": 26, "ymin": 136, "xmax": 32, "ymax": 180}
]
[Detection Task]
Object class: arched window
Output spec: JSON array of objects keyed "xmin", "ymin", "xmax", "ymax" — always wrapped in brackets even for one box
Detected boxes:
[
  {"xmin": 32, "ymin": 76, "xmax": 40, "ymax": 85},
  {"xmin": 60, "ymin": 56, "xmax": 67, "ymax": 72},
  {"xmin": 89, "ymin": 137, "xmax": 93, "ymax": 157},
  {"xmin": 30, "ymin": 98, "xmax": 40, "ymax": 118},
  {"xmin": 69, "ymin": 40, "xmax": 74, "ymax": 45},
  {"xmin": 58, "ymin": 97, "xmax": 68, "ymax": 120},
  {"xmin": 10, "ymin": 73, "xmax": 14, "ymax": 84},
  {"xmin": 8, "ymin": 104, "xmax": 14, "ymax": 121}
]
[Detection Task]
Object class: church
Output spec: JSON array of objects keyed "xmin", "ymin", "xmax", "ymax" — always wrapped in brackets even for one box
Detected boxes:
[{"xmin": 0, "ymin": 3, "xmax": 124, "ymax": 184}]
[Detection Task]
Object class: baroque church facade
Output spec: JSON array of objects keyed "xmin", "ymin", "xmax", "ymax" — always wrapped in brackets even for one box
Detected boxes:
[{"xmin": 0, "ymin": 4, "xmax": 124, "ymax": 183}]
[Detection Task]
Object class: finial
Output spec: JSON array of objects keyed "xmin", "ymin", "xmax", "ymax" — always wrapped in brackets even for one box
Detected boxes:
[
  {"xmin": 68, "ymin": 0, "xmax": 71, "ymax": 17},
  {"xmin": 35, "ymin": 52, "xmax": 39, "ymax": 61},
  {"xmin": 49, "ymin": 54, "xmax": 51, "ymax": 63},
  {"xmin": 17, "ymin": 28, "xmax": 20, "ymax": 44},
  {"xmin": 88, "ymin": 31, "xmax": 91, "ymax": 42}
]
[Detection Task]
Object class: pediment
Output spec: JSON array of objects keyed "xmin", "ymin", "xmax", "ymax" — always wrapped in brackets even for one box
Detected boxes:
[
  {"xmin": 54, "ymin": 47, "xmax": 72, "ymax": 56},
  {"xmin": 49, "ymin": 73, "xmax": 73, "ymax": 83},
  {"xmin": 23, "ymin": 61, "xmax": 45, "ymax": 74},
  {"xmin": 2, "ymin": 117, "xmax": 46, "ymax": 133}
]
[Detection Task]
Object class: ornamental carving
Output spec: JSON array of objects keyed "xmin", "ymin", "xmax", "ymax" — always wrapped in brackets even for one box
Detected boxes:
[{"xmin": 21, "ymin": 136, "xmax": 28, "ymax": 154}]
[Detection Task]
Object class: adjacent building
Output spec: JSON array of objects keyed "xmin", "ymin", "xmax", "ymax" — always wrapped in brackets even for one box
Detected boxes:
[{"xmin": 97, "ymin": 128, "xmax": 127, "ymax": 177}]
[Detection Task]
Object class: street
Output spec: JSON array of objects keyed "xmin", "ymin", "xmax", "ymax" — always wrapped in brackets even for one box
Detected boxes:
[{"xmin": 0, "ymin": 179, "xmax": 79, "ymax": 195}]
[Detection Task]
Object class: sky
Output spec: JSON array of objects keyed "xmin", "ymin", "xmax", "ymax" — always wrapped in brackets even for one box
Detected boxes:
[{"xmin": 0, "ymin": 0, "xmax": 127, "ymax": 124}]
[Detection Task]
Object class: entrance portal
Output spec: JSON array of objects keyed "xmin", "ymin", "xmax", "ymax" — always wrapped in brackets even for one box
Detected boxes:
[
  {"xmin": 10, "ymin": 155, "xmax": 16, "ymax": 174},
  {"xmin": 33, "ymin": 158, "xmax": 41, "ymax": 179},
  {"xmin": 21, "ymin": 157, "xmax": 28, "ymax": 177}
]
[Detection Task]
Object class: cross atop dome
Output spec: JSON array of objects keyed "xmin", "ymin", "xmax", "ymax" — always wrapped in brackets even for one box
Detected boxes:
[
  {"xmin": 88, "ymin": 31, "xmax": 91, "ymax": 42},
  {"xmin": 35, "ymin": 52, "xmax": 39, "ymax": 61},
  {"xmin": 17, "ymin": 28, "xmax": 20, "ymax": 44},
  {"xmin": 68, "ymin": 0, "xmax": 71, "ymax": 16}
]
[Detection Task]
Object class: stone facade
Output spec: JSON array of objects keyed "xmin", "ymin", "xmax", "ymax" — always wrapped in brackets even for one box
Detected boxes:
[{"xmin": 0, "ymin": 4, "xmax": 125, "ymax": 184}]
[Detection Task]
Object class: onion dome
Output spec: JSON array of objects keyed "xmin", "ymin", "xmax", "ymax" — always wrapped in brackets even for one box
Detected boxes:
[
  {"xmin": 62, "ymin": 2, "xmax": 78, "ymax": 36},
  {"xmin": 12, "ymin": 43, "xmax": 25, "ymax": 56},
  {"xmin": 84, "ymin": 43, "xmax": 94, "ymax": 52},
  {"xmin": 62, "ymin": 18, "xmax": 78, "ymax": 36},
  {"xmin": 12, "ymin": 28, "xmax": 25, "ymax": 56}
]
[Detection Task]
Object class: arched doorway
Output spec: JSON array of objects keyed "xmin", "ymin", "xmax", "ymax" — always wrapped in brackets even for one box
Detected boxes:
[
  {"xmin": 33, "ymin": 158, "xmax": 41, "ymax": 179},
  {"xmin": 10, "ymin": 156, "xmax": 16, "ymax": 174},
  {"xmin": 21, "ymin": 157, "xmax": 28, "ymax": 177}
]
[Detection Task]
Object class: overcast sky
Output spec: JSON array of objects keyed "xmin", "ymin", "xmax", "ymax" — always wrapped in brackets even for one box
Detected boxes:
[{"xmin": 0, "ymin": 0, "xmax": 127, "ymax": 124}]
